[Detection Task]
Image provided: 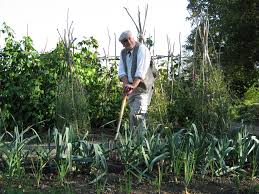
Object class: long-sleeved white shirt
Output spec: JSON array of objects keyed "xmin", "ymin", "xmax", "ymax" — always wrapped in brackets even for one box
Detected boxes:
[{"xmin": 118, "ymin": 44, "xmax": 151, "ymax": 83}]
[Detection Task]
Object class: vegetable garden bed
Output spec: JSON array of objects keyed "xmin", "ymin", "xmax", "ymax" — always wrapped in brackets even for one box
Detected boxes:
[{"xmin": 1, "ymin": 125, "xmax": 259, "ymax": 193}]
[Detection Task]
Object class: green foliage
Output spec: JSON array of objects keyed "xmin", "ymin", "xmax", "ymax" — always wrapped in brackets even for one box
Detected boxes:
[
  {"xmin": 0, "ymin": 126, "xmax": 41, "ymax": 177},
  {"xmin": 233, "ymin": 125, "xmax": 256, "ymax": 169},
  {"xmin": 148, "ymin": 69, "xmax": 170, "ymax": 127},
  {"xmin": 52, "ymin": 126, "xmax": 107, "ymax": 184},
  {"xmin": 55, "ymin": 37, "xmax": 121, "ymax": 131},
  {"xmin": 231, "ymin": 83, "xmax": 259, "ymax": 123},
  {"xmin": 243, "ymin": 83, "xmax": 259, "ymax": 106},
  {"xmin": 55, "ymin": 79, "xmax": 90, "ymax": 133},
  {"xmin": 117, "ymin": 127, "xmax": 144, "ymax": 178},
  {"xmin": 165, "ymin": 66, "xmax": 232, "ymax": 132},
  {"xmin": 0, "ymin": 23, "xmax": 122, "ymax": 133},
  {"xmin": 183, "ymin": 150, "xmax": 196, "ymax": 193},
  {"xmin": 186, "ymin": 0, "xmax": 258, "ymax": 97},
  {"xmin": 31, "ymin": 148, "xmax": 50, "ymax": 187},
  {"xmin": 54, "ymin": 159, "xmax": 70, "ymax": 185},
  {"xmin": 0, "ymin": 24, "xmax": 61, "ymax": 131},
  {"xmin": 0, "ymin": 123, "xmax": 258, "ymax": 192},
  {"xmin": 165, "ymin": 128, "xmax": 184, "ymax": 181}
]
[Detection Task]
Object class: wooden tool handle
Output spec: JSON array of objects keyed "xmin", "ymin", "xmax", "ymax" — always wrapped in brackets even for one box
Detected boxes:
[{"xmin": 114, "ymin": 95, "xmax": 127, "ymax": 140}]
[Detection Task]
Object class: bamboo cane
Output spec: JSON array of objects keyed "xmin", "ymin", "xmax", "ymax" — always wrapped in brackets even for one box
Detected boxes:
[{"xmin": 114, "ymin": 95, "xmax": 127, "ymax": 140}]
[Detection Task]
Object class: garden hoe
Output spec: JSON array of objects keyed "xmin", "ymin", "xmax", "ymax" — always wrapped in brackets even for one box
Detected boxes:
[{"xmin": 114, "ymin": 95, "xmax": 127, "ymax": 140}]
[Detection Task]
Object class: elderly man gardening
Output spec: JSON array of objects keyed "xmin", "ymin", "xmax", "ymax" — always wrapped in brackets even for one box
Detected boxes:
[{"xmin": 118, "ymin": 30, "xmax": 155, "ymax": 134}]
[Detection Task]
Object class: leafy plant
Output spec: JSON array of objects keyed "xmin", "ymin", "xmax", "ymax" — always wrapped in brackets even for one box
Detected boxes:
[
  {"xmin": 141, "ymin": 130, "xmax": 168, "ymax": 174},
  {"xmin": 202, "ymin": 134, "xmax": 218, "ymax": 178},
  {"xmin": 117, "ymin": 126, "xmax": 143, "ymax": 179},
  {"xmin": 165, "ymin": 128, "xmax": 185, "ymax": 182},
  {"xmin": 234, "ymin": 126, "xmax": 256, "ymax": 169},
  {"xmin": 183, "ymin": 150, "xmax": 196, "ymax": 194},
  {"xmin": 1, "ymin": 126, "xmax": 40, "ymax": 177},
  {"xmin": 31, "ymin": 148, "xmax": 50, "ymax": 187},
  {"xmin": 0, "ymin": 24, "xmax": 59, "ymax": 131},
  {"xmin": 251, "ymin": 137, "xmax": 259, "ymax": 179},
  {"xmin": 214, "ymin": 136, "xmax": 238, "ymax": 176},
  {"xmin": 53, "ymin": 127, "xmax": 75, "ymax": 170},
  {"xmin": 55, "ymin": 158, "xmax": 70, "ymax": 185}
]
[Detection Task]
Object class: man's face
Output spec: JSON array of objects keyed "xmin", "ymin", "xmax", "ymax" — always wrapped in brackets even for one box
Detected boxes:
[{"xmin": 121, "ymin": 36, "xmax": 134, "ymax": 49}]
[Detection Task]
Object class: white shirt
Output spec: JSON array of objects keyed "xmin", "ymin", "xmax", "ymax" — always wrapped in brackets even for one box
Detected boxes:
[{"xmin": 118, "ymin": 44, "xmax": 151, "ymax": 83}]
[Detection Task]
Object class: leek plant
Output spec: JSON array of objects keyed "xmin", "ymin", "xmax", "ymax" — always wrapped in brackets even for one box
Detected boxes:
[
  {"xmin": 55, "ymin": 158, "xmax": 70, "ymax": 185},
  {"xmin": 203, "ymin": 135, "xmax": 218, "ymax": 179},
  {"xmin": 1, "ymin": 126, "xmax": 40, "ymax": 177},
  {"xmin": 117, "ymin": 127, "xmax": 143, "ymax": 180},
  {"xmin": 214, "ymin": 136, "xmax": 238, "ymax": 176},
  {"xmin": 141, "ymin": 130, "xmax": 167, "ymax": 193},
  {"xmin": 165, "ymin": 129, "xmax": 185, "ymax": 182},
  {"xmin": 53, "ymin": 126, "xmax": 76, "ymax": 171},
  {"xmin": 89, "ymin": 143, "xmax": 107, "ymax": 184},
  {"xmin": 234, "ymin": 126, "xmax": 256, "ymax": 169},
  {"xmin": 53, "ymin": 126, "xmax": 107, "ymax": 184},
  {"xmin": 141, "ymin": 131, "xmax": 168, "ymax": 174},
  {"xmin": 153, "ymin": 161, "xmax": 164, "ymax": 194},
  {"xmin": 251, "ymin": 140, "xmax": 259, "ymax": 179},
  {"xmin": 183, "ymin": 150, "xmax": 196, "ymax": 194},
  {"xmin": 31, "ymin": 148, "xmax": 50, "ymax": 188}
]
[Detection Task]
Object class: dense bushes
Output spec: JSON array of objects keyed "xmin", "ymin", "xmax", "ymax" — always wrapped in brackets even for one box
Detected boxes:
[
  {"xmin": 0, "ymin": 24, "xmax": 122, "ymax": 133},
  {"xmin": 232, "ymin": 83, "xmax": 259, "ymax": 123},
  {"xmin": 0, "ymin": 33, "xmax": 58, "ymax": 130}
]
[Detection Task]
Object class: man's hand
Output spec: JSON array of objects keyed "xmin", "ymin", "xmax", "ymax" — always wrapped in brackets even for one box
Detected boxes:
[
  {"xmin": 123, "ymin": 78, "xmax": 142, "ymax": 96},
  {"xmin": 124, "ymin": 85, "xmax": 133, "ymax": 96}
]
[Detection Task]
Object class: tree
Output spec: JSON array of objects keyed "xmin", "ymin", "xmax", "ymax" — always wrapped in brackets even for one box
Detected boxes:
[{"xmin": 186, "ymin": 0, "xmax": 258, "ymax": 97}]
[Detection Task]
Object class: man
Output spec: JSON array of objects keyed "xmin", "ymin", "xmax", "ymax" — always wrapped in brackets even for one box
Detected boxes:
[{"xmin": 118, "ymin": 30, "xmax": 155, "ymax": 132}]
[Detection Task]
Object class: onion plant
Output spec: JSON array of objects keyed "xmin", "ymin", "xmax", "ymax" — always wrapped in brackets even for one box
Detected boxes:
[
  {"xmin": 123, "ymin": 172, "xmax": 132, "ymax": 194},
  {"xmin": 154, "ymin": 161, "xmax": 165, "ymax": 194},
  {"xmin": 95, "ymin": 178, "xmax": 107, "ymax": 194},
  {"xmin": 182, "ymin": 125, "xmax": 203, "ymax": 194},
  {"xmin": 184, "ymin": 124, "xmax": 209, "ymax": 164}
]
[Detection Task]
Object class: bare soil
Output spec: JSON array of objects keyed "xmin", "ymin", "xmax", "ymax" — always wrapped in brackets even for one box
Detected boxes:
[{"xmin": 0, "ymin": 164, "xmax": 259, "ymax": 194}]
